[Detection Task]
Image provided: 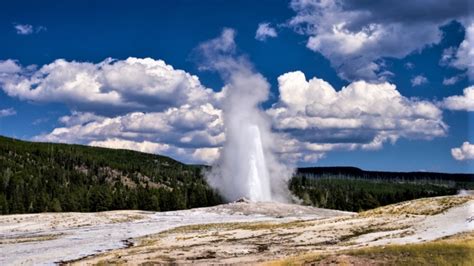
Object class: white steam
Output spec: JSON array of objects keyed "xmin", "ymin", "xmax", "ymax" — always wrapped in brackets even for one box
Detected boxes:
[{"xmin": 198, "ymin": 29, "xmax": 293, "ymax": 202}]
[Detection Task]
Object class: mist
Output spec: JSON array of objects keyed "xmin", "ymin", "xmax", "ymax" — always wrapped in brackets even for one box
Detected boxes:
[{"xmin": 197, "ymin": 29, "xmax": 293, "ymax": 202}]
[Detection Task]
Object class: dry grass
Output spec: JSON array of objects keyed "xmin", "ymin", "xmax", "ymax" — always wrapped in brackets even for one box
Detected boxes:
[
  {"xmin": 360, "ymin": 195, "xmax": 473, "ymax": 217},
  {"xmin": 269, "ymin": 232, "xmax": 474, "ymax": 266},
  {"xmin": 161, "ymin": 220, "xmax": 309, "ymax": 235}
]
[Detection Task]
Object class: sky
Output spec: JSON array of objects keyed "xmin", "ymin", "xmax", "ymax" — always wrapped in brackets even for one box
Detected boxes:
[{"xmin": 0, "ymin": 0, "xmax": 473, "ymax": 173}]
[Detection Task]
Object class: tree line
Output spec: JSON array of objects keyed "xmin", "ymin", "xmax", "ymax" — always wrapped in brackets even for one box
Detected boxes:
[
  {"xmin": 0, "ymin": 136, "xmax": 222, "ymax": 214},
  {"xmin": 289, "ymin": 174, "xmax": 461, "ymax": 212}
]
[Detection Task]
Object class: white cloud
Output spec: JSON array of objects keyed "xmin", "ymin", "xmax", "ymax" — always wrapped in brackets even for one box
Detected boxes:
[
  {"xmin": 13, "ymin": 24, "xmax": 46, "ymax": 35},
  {"xmin": 451, "ymin": 142, "xmax": 474, "ymax": 161},
  {"xmin": 0, "ymin": 108, "xmax": 16, "ymax": 118},
  {"xmin": 0, "ymin": 56, "xmax": 227, "ymax": 164},
  {"xmin": 447, "ymin": 22, "xmax": 474, "ymax": 80},
  {"xmin": 35, "ymin": 104, "xmax": 223, "ymax": 148},
  {"xmin": 440, "ymin": 46, "xmax": 456, "ymax": 66},
  {"xmin": 267, "ymin": 71, "xmax": 447, "ymax": 161},
  {"xmin": 411, "ymin": 75, "xmax": 428, "ymax": 87},
  {"xmin": 33, "ymin": 103, "xmax": 224, "ymax": 163},
  {"xmin": 0, "ymin": 60, "xmax": 21, "ymax": 74},
  {"xmin": 31, "ymin": 68, "xmax": 449, "ymax": 164},
  {"xmin": 88, "ymin": 138, "xmax": 219, "ymax": 164},
  {"xmin": 443, "ymin": 75, "xmax": 463, "ymax": 86},
  {"xmin": 58, "ymin": 111, "xmax": 106, "ymax": 126},
  {"xmin": 14, "ymin": 24, "xmax": 33, "ymax": 35},
  {"xmin": 89, "ymin": 138, "xmax": 169, "ymax": 154},
  {"xmin": 1, "ymin": 51, "xmax": 450, "ymax": 165},
  {"xmin": 0, "ymin": 57, "xmax": 217, "ymax": 114},
  {"xmin": 192, "ymin": 147, "xmax": 220, "ymax": 163},
  {"xmin": 255, "ymin": 22, "xmax": 278, "ymax": 41},
  {"xmin": 441, "ymin": 86, "xmax": 474, "ymax": 111},
  {"xmin": 288, "ymin": 0, "xmax": 471, "ymax": 81}
]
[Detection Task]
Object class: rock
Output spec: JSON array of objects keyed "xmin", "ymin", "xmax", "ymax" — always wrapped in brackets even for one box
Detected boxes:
[{"xmin": 235, "ymin": 197, "xmax": 251, "ymax": 203}]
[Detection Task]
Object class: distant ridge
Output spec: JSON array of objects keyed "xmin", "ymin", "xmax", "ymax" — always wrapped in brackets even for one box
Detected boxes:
[{"xmin": 297, "ymin": 166, "xmax": 473, "ymax": 182}]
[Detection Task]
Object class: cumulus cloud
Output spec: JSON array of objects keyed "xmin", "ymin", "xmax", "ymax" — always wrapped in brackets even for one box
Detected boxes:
[
  {"xmin": 411, "ymin": 75, "xmax": 428, "ymax": 87},
  {"xmin": 0, "ymin": 59, "xmax": 22, "ymax": 74},
  {"xmin": 441, "ymin": 86, "xmax": 474, "ymax": 111},
  {"xmin": 288, "ymin": 0, "xmax": 471, "ymax": 81},
  {"xmin": 451, "ymin": 142, "xmax": 474, "ymax": 161},
  {"xmin": 13, "ymin": 24, "xmax": 46, "ymax": 35},
  {"xmin": 35, "ymin": 104, "xmax": 223, "ymax": 148},
  {"xmin": 192, "ymin": 147, "xmax": 220, "ymax": 163},
  {"xmin": 0, "ymin": 52, "xmax": 451, "ymax": 164},
  {"xmin": 267, "ymin": 71, "xmax": 447, "ymax": 162},
  {"xmin": 443, "ymin": 22, "xmax": 474, "ymax": 80},
  {"xmin": 25, "ymin": 64, "xmax": 450, "ymax": 164},
  {"xmin": 255, "ymin": 22, "xmax": 278, "ymax": 41},
  {"xmin": 33, "ymin": 101, "xmax": 224, "ymax": 163},
  {"xmin": 0, "ymin": 57, "xmax": 216, "ymax": 115},
  {"xmin": 0, "ymin": 108, "xmax": 16, "ymax": 118},
  {"xmin": 58, "ymin": 111, "xmax": 106, "ymax": 126},
  {"xmin": 0, "ymin": 56, "xmax": 226, "ymax": 163},
  {"xmin": 89, "ymin": 138, "xmax": 169, "ymax": 154},
  {"xmin": 89, "ymin": 138, "xmax": 217, "ymax": 164}
]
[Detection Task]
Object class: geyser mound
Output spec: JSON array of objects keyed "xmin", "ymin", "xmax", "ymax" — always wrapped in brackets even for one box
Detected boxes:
[{"xmin": 200, "ymin": 29, "xmax": 293, "ymax": 202}]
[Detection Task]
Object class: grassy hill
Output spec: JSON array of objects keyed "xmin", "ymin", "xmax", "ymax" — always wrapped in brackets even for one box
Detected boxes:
[{"xmin": 0, "ymin": 135, "xmax": 472, "ymax": 214}]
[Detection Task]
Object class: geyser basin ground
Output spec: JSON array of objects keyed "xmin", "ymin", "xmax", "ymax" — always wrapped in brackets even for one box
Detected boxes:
[
  {"xmin": 1, "ymin": 195, "xmax": 473, "ymax": 265},
  {"xmin": 0, "ymin": 201, "xmax": 350, "ymax": 265}
]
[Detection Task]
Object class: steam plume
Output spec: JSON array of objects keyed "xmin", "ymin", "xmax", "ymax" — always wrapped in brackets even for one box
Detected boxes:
[{"xmin": 197, "ymin": 29, "xmax": 293, "ymax": 202}]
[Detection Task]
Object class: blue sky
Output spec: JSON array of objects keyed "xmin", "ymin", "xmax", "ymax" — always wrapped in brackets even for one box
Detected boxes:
[{"xmin": 0, "ymin": 0, "xmax": 473, "ymax": 173}]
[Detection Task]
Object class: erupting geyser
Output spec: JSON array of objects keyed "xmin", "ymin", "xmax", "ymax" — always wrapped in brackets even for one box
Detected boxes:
[
  {"xmin": 199, "ymin": 29, "xmax": 293, "ymax": 202},
  {"xmin": 245, "ymin": 125, "xmax": 272, "ymax": 201},
  {"xmin": 214, "ymin": 74, "xmax": 275, "ymax": 202}
]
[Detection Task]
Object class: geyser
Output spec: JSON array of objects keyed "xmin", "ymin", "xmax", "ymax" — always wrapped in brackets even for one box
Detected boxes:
[
  {"xmin": 199, "ymin": 29, "xmax": 293, "ymax": 202},
  {"xmin": 245, "ymin": 125, "xmax": 271, "ymax": 201}
]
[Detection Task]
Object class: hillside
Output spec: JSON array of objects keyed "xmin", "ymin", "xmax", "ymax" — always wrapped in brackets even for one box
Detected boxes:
[
  {"xmin": 0, "ymin": 135, "xmax": 222, "ymax": 214},
  {"xmin": 291, "ymin": 167, "xmax": 473, "ymax": 212},
  {"xmin": 0, "ymin": 135, "xmax": 472, "ymax": 214}
]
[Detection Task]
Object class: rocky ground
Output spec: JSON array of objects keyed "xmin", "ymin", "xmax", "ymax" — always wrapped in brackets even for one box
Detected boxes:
[{"xmin": 1, "ymin": 195, "xmax": 473, "ymax": 265}]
